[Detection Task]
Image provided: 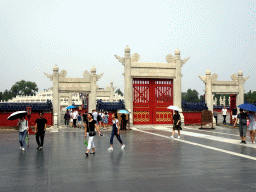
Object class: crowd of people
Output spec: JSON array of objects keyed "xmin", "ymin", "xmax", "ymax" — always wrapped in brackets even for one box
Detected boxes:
[
  {"xmin": 17, "ymin": 107, "xmax": 256, "ymax": 154},
  {"xmin": 17, "ymin": 110, "xmax": 127, "ymax": 155}
]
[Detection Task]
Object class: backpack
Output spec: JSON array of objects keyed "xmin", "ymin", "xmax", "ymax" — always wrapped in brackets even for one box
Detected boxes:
[{"xmin": 97, "ymin": 114, "xmax": 102, "ymax": 122}]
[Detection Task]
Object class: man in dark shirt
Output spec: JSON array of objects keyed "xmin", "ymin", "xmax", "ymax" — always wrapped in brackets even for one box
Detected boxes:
[
  {"xmin": 231, "ymin": 107, "xmax": 237, "ymax": 124},
  {"xmin": 35, "ymin": 112, "xmax": 47, "ymax": 150},
  {"xmin": 234, "ymin": 109, "xmax": 248, "ymax": 144}
]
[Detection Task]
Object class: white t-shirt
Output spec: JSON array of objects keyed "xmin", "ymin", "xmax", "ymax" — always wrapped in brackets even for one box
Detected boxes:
[
  {"xmin": 72, "ymin": 111, "xmax": 78, "ymax": 119},
  {"xmin": 92, "ymin": 112, "xmax": 98, "ymax": 121},
  {"xmin": 222, "ymin": 109, "xmax": 227, "ymax": 115},
  {"xmin": 112, "ymin": 119, "xmax": 119, "ymax": 124},
  {"xmin": 17, "ymin": 120, "xmax": 28, "ymax": 132}
]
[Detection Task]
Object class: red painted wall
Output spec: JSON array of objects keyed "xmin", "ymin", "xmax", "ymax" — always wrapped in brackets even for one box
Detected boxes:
[
  {"xmin": 183, "ymin": 112, "xmax": 201, "ymax": 125},
  {"xmin": 0, "ymin": 112, "xmax": 53, "ymax": 127}
]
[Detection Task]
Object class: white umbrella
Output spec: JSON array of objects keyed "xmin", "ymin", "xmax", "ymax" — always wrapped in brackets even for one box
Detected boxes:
[
  {"xmin": 7, "ymin": 111, "xmax": 27, "ymax": 120},
  {"xmin": 167, "ymin": 106, "xmax": 181, "ymax": 111}
]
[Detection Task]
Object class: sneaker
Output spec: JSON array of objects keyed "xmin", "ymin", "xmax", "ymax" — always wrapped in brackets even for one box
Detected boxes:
[
  {"xmin": 121, "ymin": 145, "xmax": 125, "ymax": 149},
  {"xmin": 253, "ymin": 141, "xmax": 255, "ymax": 144},
  {"xmin": 22, "ymin": 147, "xmax": 25, "ymax": 151},
  {"xmin": 177, "ymin": 136, "xmax": 180, "ymax": 139},
  {"xmin": 170, "ymin": 136, "xmax": 173, "ymax": 139},
  {"xmin": 103, "ymin": 128, "xmax": 106, "ymax": 130},
  {"xmin": 108, "ymin": 147, "xmax": 113, "ymax": 151},
  {"xmin": 244, "ymin": 141, "xmax": 246, "ymax": 144},
  {"xmin": 39, "ymin": 146, "xmax": 43, "ymax": 150},
  {"xmin": 90, "ymin": 152, "xmax": 95, "ymax": 154}
]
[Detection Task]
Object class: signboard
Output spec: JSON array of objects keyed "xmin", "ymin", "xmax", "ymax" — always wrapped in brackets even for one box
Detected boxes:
[{"xmin": 201, "ymin": 110, "xmax": 213, "ymax": 128}]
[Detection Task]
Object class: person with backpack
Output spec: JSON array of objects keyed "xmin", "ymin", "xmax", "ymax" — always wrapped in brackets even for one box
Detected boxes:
[
  {"xmin": 17, "ymin": 116, "xmax": 28, "ymax": 151},
  {"xmin": 234, "ymin": 108, "xmax": 248, "ymax": 144},
  {"xmin": 108, "ymin": 113, "xmax": 125, "ymax": 151}
]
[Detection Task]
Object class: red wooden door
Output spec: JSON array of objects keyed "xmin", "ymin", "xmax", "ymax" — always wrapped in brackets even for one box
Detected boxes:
[{"xmin": 133, "ymin": 78, "xmax": 173, "ymax": 124}]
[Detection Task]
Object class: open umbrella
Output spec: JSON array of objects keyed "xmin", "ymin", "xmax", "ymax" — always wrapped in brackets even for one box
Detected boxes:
[
  {"xmin": 118, "ymin": 110, "xmax": 129, "ymax": 114},
  {"xmin": 167, "ymin": 106, "xmax": 181, "ymax": 111},
  {"xmin": 66, "ymin": 105, "xmax": 76, "ymax": 110},
  {"xmin": 238, "ymin": 103, "xmax": 256, "ymax": 112},
  {"xmin": 7, "ymin": 111, "xmax": 27, "ymax": 120}
]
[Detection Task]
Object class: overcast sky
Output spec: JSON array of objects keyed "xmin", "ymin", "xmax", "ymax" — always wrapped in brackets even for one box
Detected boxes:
[{"xmin": 0, "ymin": 0, "xmax": 255, "ymax": 95}]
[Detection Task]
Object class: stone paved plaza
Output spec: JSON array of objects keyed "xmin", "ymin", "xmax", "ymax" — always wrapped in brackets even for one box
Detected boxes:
[{"xmin": 1, "ymin": 125, "xmax": 256, "ymax": 192}]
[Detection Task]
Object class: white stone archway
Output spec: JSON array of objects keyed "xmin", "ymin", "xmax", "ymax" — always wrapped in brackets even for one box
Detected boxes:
[
  {"xmin": 44, "ymin": 65, "xmax": 115, "ymax": 128},
  {"xmin": 199, "ymin": 69, "xmax": 249, "ymax": 124},
  {"xmin": 115, "ymin": 46, "xmax": 190, "ymax": 126}
]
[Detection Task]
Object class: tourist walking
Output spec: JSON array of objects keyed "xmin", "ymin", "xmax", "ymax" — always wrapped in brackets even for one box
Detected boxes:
[
  {"xmin": 98, "ymin": 111, "xmax": 103, "ymax": 129},
  {"xmin": 103, "ymin": 112, "xmax": 109, "ymax": 130},
  {"xmin": 248, "ymin": 111, "xmax": 256, "ymax": 143},
  {"xmin": 35, "ymin": 112, "xmax": 47, "ymax": 150},
  {"xmin": 92, "ymin": 110, "xmax": 98, "ymax": 125},
  {"xmin": 64, "ymin": 110, "xmax": 70, "ymax": 126},
  {"xmin": 85, "ymin": 113, "xmax": 101, "ymax": 157},
  {"xmin": 17, "ymin": 116, "xmax": 28, "ymax": 151},
  {"xmin": 69, "ymin": 110, "xmax": 73, "ymax": 128},
  {"xmin": 234, "ymin": 109, "xmax": 248, "ymax": 144},
  {"xmin": 72, "ymin": 109, "xmax": 78, "ymax": 128},
  {"xmin": 108, "ymin": 113, "xmax": 125, "ymax": 151},
  {"xmin": 77, "ymin": 113, "xmax": 82, "ymax": 128},
  {"xmin": 222, "ymin": 106, "xmax": 227, "ymax": 124},
  {"xmin": 231, "ymin": 107, "xmax": 237, "ymax": 124},
  {"xmin": 121, "ymin": 113, "xmax": 127, "ymax": 132},
  {"xmin": 171, "ymin": 110, "xmax": 182, "ymax": 138}
]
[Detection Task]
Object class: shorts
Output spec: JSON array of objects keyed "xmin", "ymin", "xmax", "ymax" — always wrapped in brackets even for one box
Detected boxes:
[
  {"xmin": 232, "ymin": 115, "xmax": 237, "ymax": 119},
  {"xmin": 239, "ymin": 124, "xmax": 247, "ymax": 137},
  {"xmin": 77, "ymin": 121, "xmax": 82, "ymax": 125}
]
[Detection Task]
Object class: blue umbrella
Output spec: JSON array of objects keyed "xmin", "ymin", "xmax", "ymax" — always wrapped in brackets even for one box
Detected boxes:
[
  {"xmin": 118, "ymin": 110, "xmax": 129, "ymax": 114},
  {"xmin": 66, "ymin": 105, "xmax": 76, "ymax": 109},
  {"xmin": 238, "ymin": 103, "xmax": 256, "ymax": 112}
]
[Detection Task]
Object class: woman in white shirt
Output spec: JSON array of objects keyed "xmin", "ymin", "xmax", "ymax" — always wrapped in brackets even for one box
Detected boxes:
[
  {"xmin": 108, "ymin": 113, "xmax": 125, "ymax": 151},
  {"xmin": 222, "ymin": 106, "xmax": 227, "ymax": 124},
  {"xmin": 17, "ymin": 116, "xmax": 28, "ymax": 151}
]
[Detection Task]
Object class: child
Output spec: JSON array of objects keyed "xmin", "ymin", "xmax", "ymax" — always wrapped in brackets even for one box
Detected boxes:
[
  {"xmin": 108, "ymin": 113, "xmax": 125, "ymax": 151},
  {"xmin": 77, "ymin": 113, "xmax": 82, "ymax": 128}
]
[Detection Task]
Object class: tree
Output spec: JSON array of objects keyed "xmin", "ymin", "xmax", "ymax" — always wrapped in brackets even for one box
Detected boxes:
[
  {"xmin": 115, "ymin": 88, "xmax": 123, "ymax": 96},
  {"xmin": 11, "ymin": 80, "xmax": 38, "ymax": 96},
  {"xmin": 182, "ymin": 89, "xmax": 200, "ymax": 102},
  {"xmin": 245, "ymin": 90, "xmax": 256, "ymax": 103}
]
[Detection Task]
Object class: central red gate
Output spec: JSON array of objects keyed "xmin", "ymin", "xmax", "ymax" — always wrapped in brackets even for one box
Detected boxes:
[{"xmin": 133, "ymin": 78, "xmax": 173, "ymax": 124}]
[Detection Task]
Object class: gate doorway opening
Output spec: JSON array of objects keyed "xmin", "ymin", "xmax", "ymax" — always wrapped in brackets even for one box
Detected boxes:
[{"xmin": 133, "ymin": 78, "xmax": 173, "ymax": 124}]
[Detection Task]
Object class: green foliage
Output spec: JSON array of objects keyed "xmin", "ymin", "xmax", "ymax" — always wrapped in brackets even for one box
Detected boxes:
[
  {"xmin": 115, "ymin": 88, "xmax": 123, "ymax": 96},
  {"xmin": 182, "ymin": 89, "xmax": 200, "ymax": 102},
  {"xmin": 213, "ymin": 94, "xmax": 230, "ymax": 106},
  {"xmin": 11, "ymin": 80, "xmax": 38, "ymax": 96},
  {"xmin": 0, "ymin": 80, "xmax": 38, "ymax": 101},
  {"xmin": 244, "ymin": 90, "xmax": 256, "ymax": 103}
]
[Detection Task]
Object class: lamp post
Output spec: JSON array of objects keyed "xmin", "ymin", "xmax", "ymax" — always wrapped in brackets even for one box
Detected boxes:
[{"xmin": 26, "ymin": 107, "xmax": 34, "ymax": 134}]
